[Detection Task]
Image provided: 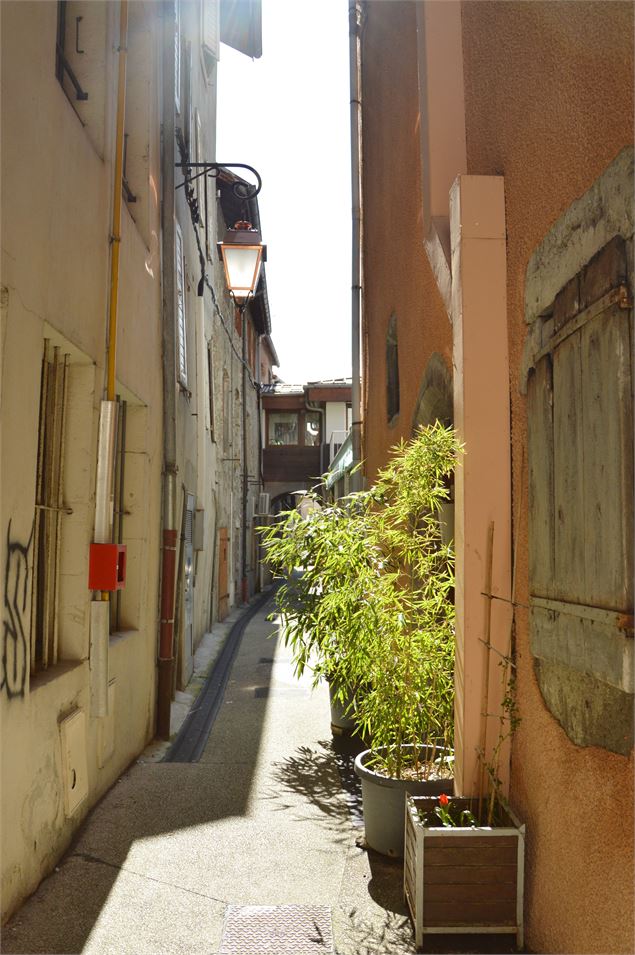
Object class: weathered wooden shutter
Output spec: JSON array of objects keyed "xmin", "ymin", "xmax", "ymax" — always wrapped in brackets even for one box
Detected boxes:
[
  {"xmin": 175, "ymin": 221, "xmax": 188, "ymax": 387},
  {"xmin": 201, "ymin": 0, "xmax": 220, "ymax": 66},
  {"xmin": 527, "ymin": 236, "xmax": 634, "ymax": 754},
  {"xmin": 220, "ymin": 0, "xmax": 262, "ymax": 59}
]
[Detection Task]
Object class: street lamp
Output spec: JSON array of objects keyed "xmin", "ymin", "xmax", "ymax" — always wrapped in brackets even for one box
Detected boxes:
[
  {"xmin": 218, "ymin": 219, "xmax": 265, "ymax": 305},
  {"xmin": 176, "ymin": 160, "xmax": 266, "ymax": 305}
]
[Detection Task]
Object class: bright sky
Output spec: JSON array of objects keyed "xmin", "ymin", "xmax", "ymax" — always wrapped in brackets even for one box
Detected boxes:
[{"xmin": 217, "ymin": 0, "xmax": 352, "ymax": 385}]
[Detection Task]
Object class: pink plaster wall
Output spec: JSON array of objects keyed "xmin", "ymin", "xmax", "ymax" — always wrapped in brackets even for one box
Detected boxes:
[
  {"xmin": 361, "ymin": 2, "xmax": 634, "ymax": 952},
  {"xmin": 361, "ymin": 1, "xmax": 452, "ymax": 480},
  {"xmin": 461, "ymin": 3, "xmax": 634, "ymax": 951}
]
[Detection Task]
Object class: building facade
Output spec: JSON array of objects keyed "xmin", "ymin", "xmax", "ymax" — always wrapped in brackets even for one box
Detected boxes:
[
  {"xmin": 356, "ymin": 2, "xmax": 633, "ymax": 952},
  {"xmin": 1, "ymin": 0, "xmax": 268, "ymax": 923},
  {"xmin": 261, "ymin": 379, "xmax": 352, "ymax": 509}
]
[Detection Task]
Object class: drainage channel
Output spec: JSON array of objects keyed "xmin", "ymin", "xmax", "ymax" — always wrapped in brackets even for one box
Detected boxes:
[{"xmin": 163, "ymin": 586, "xmax": 278, "ymax": 763}]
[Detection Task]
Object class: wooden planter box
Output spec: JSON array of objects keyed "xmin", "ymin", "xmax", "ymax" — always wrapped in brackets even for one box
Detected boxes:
[{"xmin": 404, "ymin": 796, "xmax": 525, "ymax": 950}]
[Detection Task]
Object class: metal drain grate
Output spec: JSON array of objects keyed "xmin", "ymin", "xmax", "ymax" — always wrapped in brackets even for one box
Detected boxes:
[{"xmin": 219, "ymin": 905, "xmax": 333, "ymax": 955}]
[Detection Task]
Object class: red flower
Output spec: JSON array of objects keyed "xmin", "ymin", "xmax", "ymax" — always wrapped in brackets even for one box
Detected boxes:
[{"xmin": 439, "ymin": 793, "xmax": 449, "ymax": 806}]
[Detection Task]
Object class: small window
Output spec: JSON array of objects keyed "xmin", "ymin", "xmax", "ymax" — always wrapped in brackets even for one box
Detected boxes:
[
  {"xmin": 200, "ymin": 0, "xmax": 220, "ymax": 80},
  {"xmin": 175, "ymin": 221, "xmax": 188, "ymax": 388},
  {"xmin": 269, "ymin": 412, "xmax": 298, "ymax": 446},
  {"xmin": 386, "ymin": 313, "xmax": 400, "ymax": 423}
]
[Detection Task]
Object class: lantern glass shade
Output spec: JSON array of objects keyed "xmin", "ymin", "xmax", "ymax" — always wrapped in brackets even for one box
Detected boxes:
[{"xmin": 220, "ymin": 244, "xmax": 263, "ymax": 301}]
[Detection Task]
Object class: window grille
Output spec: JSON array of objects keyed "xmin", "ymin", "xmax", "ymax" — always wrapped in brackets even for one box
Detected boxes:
[{"xmin": 31, "ymin": 342, "xmax": 70, "ymax": 673}]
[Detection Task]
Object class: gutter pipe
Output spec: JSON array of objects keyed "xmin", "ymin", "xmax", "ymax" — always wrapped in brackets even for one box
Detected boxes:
[
  {"xmin": 157, "ymin": 0, "xmax": 178, "ymax": 739},
  {"xmin": 349, "ymin": 0, "xmax": 364, "ymax": 490},
  {"xmin": 241, "ymin": 307, "xmax": 249, "ymax": 603}
]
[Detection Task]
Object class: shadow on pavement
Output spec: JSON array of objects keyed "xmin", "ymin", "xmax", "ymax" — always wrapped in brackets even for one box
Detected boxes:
[{"xmin": 2, "ymin": 608, "xmax": 280, "ymax": 955}]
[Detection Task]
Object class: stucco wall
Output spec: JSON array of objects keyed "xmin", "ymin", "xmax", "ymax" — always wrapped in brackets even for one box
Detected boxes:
[
  {"xmin": 361, "ymin": 2, "xmax": 452, "ymax": 480},
  {"xmin": 461, "ymin": 3, "xmax": 634, "ymax": 951},
  {"xmin": 1, "ymin": 0, "xmax": 162, "ymax": 921}
]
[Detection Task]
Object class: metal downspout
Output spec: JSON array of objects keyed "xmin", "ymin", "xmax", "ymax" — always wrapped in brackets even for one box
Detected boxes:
[
  {"xmin": 96, "ymin": 1, "xmax": 129, "ymax": 549},
  {"xmin": 255, "ymin": 334, "xmax": 264, "ymax": 592},
  {"xmin": 241, "ymin": 307, "xmax": 248, "ymax": 603},
  {"xmin": 157, "ymin": 0, "xmax": 178, "ymax": 739},
  {"xmin": 349, "ymin": 0, "xmax": 364, "ymax": 490}
]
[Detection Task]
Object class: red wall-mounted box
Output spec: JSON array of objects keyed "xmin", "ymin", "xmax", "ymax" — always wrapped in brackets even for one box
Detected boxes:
[{"xmin": 88, "ymin": 543, "xmax": 127, "ymax": 591}]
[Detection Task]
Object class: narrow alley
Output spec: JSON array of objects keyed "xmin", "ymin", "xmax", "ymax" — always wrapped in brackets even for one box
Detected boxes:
[
  {"xmin": 1, "ymin": 2, "xmax": 633, "ymax": 952},
  {"xmin": 0, "ymin": 593, "xmax": 397, "ymax": 954}
]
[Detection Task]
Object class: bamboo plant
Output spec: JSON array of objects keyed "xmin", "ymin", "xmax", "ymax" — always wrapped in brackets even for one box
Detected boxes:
[{"xmin": 260, "ymin": 422, "xmax": 460, "ymax": 781}]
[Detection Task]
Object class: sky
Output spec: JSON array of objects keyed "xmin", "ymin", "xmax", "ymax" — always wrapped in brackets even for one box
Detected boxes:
[{"xmin": 217, "ymin": 0, "xmax": 352, "ymax": 385}]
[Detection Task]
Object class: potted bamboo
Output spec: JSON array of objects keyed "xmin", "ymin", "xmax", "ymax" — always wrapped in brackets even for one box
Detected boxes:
[
  {"xmin": 262, "ymin": 423, "xmax": 460, "ymax": 855},
  {"xmin": 259, "ymin": 481, "xmax": 380, "ymax": 734},
  {"xmin": 351, "ymin": 423, "xmax": 458, "ymax": 856}
]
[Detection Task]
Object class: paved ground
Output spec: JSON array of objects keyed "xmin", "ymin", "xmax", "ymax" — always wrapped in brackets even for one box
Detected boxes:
[{"xmin": 2, "ymin": 591, "xmax": 519, "ymax": 955}]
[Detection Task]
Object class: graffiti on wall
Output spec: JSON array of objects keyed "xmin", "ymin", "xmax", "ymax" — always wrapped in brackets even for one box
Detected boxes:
[{"xmin": 2, "ymin": 520, "xmax": 33, "ymax": 700}]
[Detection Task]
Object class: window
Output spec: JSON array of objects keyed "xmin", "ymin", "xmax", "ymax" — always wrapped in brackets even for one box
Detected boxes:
[
  {"xmin": 175, "ymin": 220, "xmax": 188, "ymax": 388},
  {"xmin": 386, "ymin": 313, "xmax": 400, "ymax": 422},
  {"xmin": 305, "ymin": 411, "xmax": 321, "ymax": 447},
  {"xmin": 268, "ymin": 412, "xmax": 298, "ymax": 446},
  {"xmin": 200, "ymin": 0, "xmax": 220, "ymax": 81},
  {"xmin": 55, "ymin": 1, "xmax": 108, "ymax": 157},
  {"xmin": 31, "ymin": 341, "xmax": 70, "ymax": 673},
  {"xmin": 266, "ymin": 411, "xmax": 321, "ymax": 447}
]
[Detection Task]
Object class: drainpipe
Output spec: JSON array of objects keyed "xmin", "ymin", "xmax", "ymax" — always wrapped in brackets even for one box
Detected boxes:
[
  {"xmin": 96, "ymin": 0, "xmax": 128, "ymax": 541},
  {"xmin": 255, "ymin": 334, "xmax": 264, "ymax": 592},
  {"xmin": 256, "ymin": 335, "xmax": 264, "ymax": 487},
  {"xmin": 241, "ymin": 306, "xmax": 249, "ymax": 603},
  {"xmin": 349, "ymin": 0, "xmax": 364, "ymax": 490},
  {"xmin": 157, "ymin": 0, "xmax": 178, "ymax": 739}
]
